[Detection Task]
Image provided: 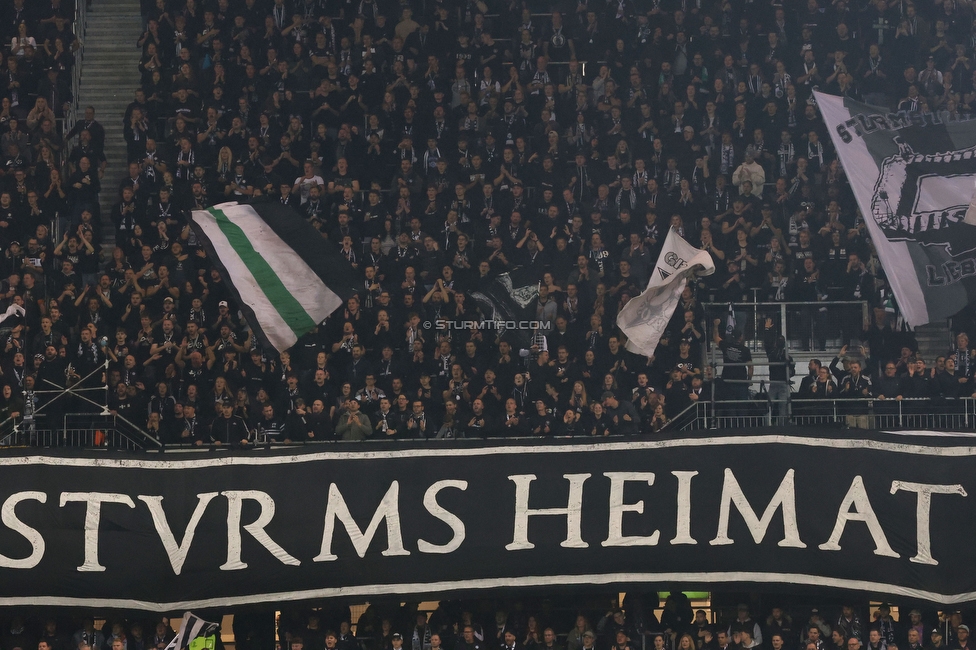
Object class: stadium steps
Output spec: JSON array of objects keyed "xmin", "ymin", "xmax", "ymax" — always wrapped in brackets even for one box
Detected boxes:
[
  {"xmin": 75, "ymin": 0, "xmax": 143, "ymax": 241},
  {"xmin": 914, "ymin": 322, "xmax": 953, "ymax": 364}
]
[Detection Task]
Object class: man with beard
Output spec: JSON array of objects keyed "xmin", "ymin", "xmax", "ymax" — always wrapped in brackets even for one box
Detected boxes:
[{"xmin": 37, "ymin": 343, "xmax": 66, "ymax": 397}]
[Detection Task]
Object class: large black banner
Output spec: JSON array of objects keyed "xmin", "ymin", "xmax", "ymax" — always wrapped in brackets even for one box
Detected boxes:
[{"xmin": 2, "ymin": 430, "xmax": 976, "ymax": 611}]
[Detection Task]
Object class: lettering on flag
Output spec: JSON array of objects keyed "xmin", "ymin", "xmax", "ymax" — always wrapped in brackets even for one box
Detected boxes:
[
  {"xmin": 816, "ymin": 91, "xmax": 976, "ymax": 326},
  {"xmin": 617, "ymin": 228, "xmax": 715, "ymax": 356}
]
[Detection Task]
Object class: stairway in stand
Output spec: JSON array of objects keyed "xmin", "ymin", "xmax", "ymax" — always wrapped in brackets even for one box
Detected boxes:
[
  {"xmin": 915, "ymin": 322, "xmax": 953, "ymax": 364},
  {"xmin": 75, "ymin": 0, "xmax": 143, "ymax": 243}
]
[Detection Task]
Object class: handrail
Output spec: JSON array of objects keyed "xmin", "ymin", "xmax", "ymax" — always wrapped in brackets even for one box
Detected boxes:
[
  {"xmin": 702, "ymin": 396, "xmax": 969, "ymax": 402},
  {"xmin": 704, "ymin": 300, "xmax": 870, "ymax": 307},
  {"xmin": 0, "ymin": 412, "xmax": 163, "ymax": 449},
  {"xmin": 2, "ymin": 395, "xmax": 969, "ymax": 450},
  {"xmin": 115, "ymin": 412, "xmax": 163, "ymax": 447},
  {"xmin": 0, "ymin": 414, "xmax": 17, "ymax": 446},
  {"xmin": 64, "ymin": 0, "xmax": 87, "ymax": 139},
  {"xmin": 1, "ymin": 396, "xmax": 965, "ymax": 450},
  {"xmin": 154, "ymin": 433, "xmax": 646, "ymax": 450},
  {"xmin": 680, "ymin": 396, "xmax": 976, "ymax": 431},
  {"xmin": 703, "ymin": 299, "xmax": 871, "ymax": 356}
]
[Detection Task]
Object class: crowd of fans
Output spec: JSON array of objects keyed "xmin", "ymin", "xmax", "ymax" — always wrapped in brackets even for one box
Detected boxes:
[
  {"xmin": 0, "ymin": 0, "xmax": 81, "ymax": 222},
  {"xmin": 0, "ymin": 599, "xmax": 973, "ymax": 650},
  {"xmin": 5, "ymin": 0, "xmax": 976, "ymax": 442}
]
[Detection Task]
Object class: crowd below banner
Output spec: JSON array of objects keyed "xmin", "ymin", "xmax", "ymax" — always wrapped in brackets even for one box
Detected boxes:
[
  {"xmin": 5, "ymin": 0, "xmax": 976, "ymax": 442},
  {"xmin": 0, "ymin": 600, "xmax": 972, "ymax": 650}
]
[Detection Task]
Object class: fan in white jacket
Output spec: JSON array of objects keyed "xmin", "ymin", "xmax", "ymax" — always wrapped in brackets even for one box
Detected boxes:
[{"xmin": 733, "ymin": 146, "xmax": 766, "ymax": 197}]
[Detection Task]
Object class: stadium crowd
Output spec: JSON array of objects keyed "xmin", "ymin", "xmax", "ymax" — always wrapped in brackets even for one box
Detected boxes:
[
  {"xmin": 0, "ymin": 599, "xmax": 972, "ymax": 650},
  {"xmin": 4, "ymin": 0, "xmax": 976, "ymax": 441}
]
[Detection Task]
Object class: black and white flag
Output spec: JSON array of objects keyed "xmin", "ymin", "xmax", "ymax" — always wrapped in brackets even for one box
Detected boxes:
[
  {"xmin": 725, "ymin": 302, "xmax": 736, "ymax": 337},
  {"xmin": 164, "ymin": 612, "xmax": 220, "ymax": 650},
  {"xmin": 816, "ymin": 91, "xmax": 976, "ymax": 326}
]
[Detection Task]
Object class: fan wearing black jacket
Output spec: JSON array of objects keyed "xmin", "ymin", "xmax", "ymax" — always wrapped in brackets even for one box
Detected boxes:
[
  {"xmin": 763, "ymin": 318, "xmax": 794, "ymax": 421},
  {"xmin": 209, "ymin": 400, "xmax": 251, "ymax": 446},
  {"xmin": 500, "ymin": 397, "xmax": 529, "ymax": 436},
  {"xmin": 286, "ymin": 398, "xmax": 332, "ymax": 442}
]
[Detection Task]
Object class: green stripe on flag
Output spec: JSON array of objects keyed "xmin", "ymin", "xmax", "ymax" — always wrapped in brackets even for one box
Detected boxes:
[{"xmin": 207, "ymin": 206, "xmax": 316, "ymax": 337}]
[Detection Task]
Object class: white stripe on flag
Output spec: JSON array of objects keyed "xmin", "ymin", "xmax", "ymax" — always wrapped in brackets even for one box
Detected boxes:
[
  {"xmin": 192, "ymin": 203, "xmax": 342, "ymax": 350},
  {"xmin": 192, "ymin": 214, "xmax": 297, "ymax": 350},
  {"xmin": 207, "ymin": 203, "xmax": 342, "ymax": 323}
]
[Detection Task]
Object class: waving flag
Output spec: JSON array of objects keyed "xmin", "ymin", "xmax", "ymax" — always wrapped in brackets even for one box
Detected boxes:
[
  {"xmin": 164, "ymin": 612, "xmax": 220, "ymax": 650},
  {"xmin": 0, "ymin": 303, "xmax": 24, "ymax": 325},
  {"xmin": 816, "ymin": 91, "xmax": 976, "ymax": 326},
  {"xmin": 616, "ymin": 228, "xmax": 715, "ymax": 356},
  {"xmin": 468, "ymin": 266, "xmax": 540, "ymax": 349},
  {"xmin": 191, "ymin": 201, "xmax": 358, "ymax": 352}
]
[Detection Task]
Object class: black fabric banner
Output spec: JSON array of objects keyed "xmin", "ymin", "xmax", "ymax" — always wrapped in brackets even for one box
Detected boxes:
[{"xmin": 1, "ymin": 430, "xmax": 976, "ymax": 611}]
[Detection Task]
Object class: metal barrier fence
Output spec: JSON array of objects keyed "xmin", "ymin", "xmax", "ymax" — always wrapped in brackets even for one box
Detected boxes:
[
  {"xmin": 1, "ymin": 398, "xmax": 969, "ymax": 451},
  {"xmin": 64, "ymin": 0, "xmax": 87, "ymax": 139},
  {"xmin": 0, "ymin": 412, "xmax": 161, "ymax": 450},
  {"xmin": 703, "ymin": 300, "xmax": 870, "ymax": 353},
  {"xmin": 673, "ymin": 397, "xmax": 976, "ymax": 431}
]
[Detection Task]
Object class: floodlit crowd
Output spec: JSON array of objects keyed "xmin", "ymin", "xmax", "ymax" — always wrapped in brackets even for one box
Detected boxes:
[{"xmin": 4, "ymin": 0, "xmax": 976, "ymax": 440}]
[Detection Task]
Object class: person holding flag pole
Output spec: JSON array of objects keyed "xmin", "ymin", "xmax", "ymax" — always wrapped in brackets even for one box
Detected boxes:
[
  {"xmin": 163, "ymin": 612, "xmax": 221, "ymax": 650},
  {"xmin": 616, "ymin": 227, "xmax": 716, "ymax": 358}
]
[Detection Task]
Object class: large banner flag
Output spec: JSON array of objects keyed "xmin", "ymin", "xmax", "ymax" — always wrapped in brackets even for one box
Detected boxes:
[
  {"xmin": 617, "ymin": 228, "xmax": 715, "ymax": 355},
  {"xmin": 816, "ymin": 91, "xmax": 976, "ymax": 327},
  {"xmin": 164, "ymin": 612, "xmax": 220, "ymax": 650},
  {"xmin": 190, "ymin": 201, "xmax": 358, "ymax": 352},
  {"xmin": 3, "ymin": 433, "xmax": 976, "ymax": 609}
]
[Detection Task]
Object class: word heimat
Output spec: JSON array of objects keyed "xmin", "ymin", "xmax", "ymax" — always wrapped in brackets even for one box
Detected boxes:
[{"xmin": 0, "ymin": 470, "xmax": 964, "ymax": 573}]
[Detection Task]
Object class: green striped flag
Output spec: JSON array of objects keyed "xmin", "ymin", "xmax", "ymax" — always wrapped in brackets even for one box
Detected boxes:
[{"xmin": 190, "ymin": 201, "xmax": 357, "ymax": 352}]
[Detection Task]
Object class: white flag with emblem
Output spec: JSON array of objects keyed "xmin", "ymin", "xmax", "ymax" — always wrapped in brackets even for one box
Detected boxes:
[
  {"xmin": 617, "ymin": 228, "xmax": 715, "ymax": 356},
  {"xmin": 815, "ymin": 90, "xmax": 976, "ymax": 326}
]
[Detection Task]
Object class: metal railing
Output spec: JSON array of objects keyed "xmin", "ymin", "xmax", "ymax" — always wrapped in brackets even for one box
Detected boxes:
[
  {"xmin": 0, "ymin": 412, "xmax": 161, "ymax": 450},
  {"xmin": 704, "ymin": 300, "xmax": 870, "ymax": 353},
  {"xmin": 63, "ymin": 0, "xmax": 88, "ymax": 139},
  {"xmin": 2, "ymin": 398, "xmax": 969, "ymax": 451},
  {"xmin": 676, "ymin": 397, "xmax": 976, "ymax": 431}
]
